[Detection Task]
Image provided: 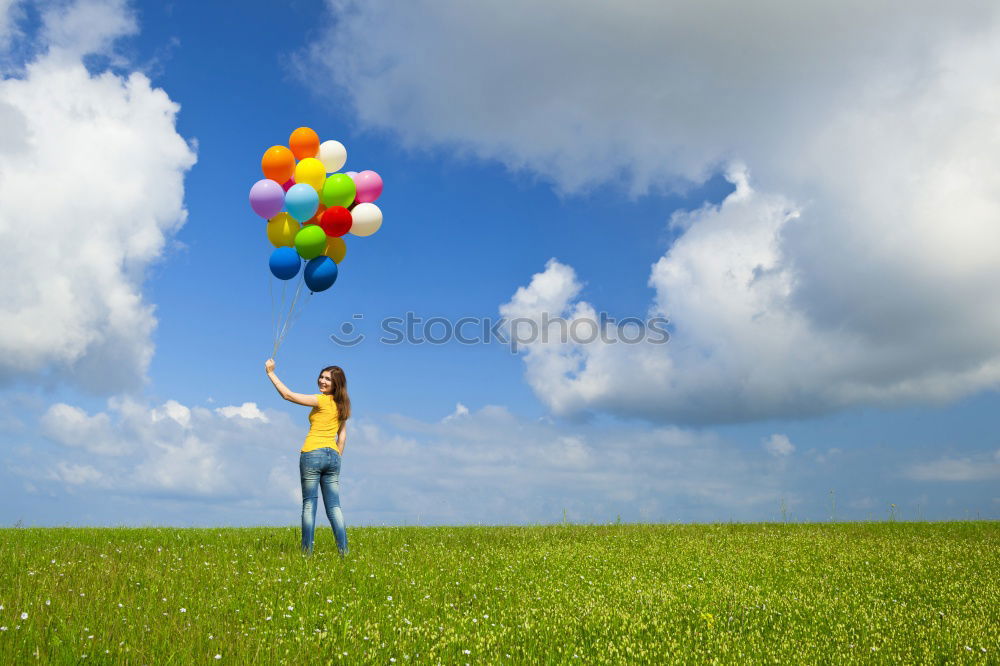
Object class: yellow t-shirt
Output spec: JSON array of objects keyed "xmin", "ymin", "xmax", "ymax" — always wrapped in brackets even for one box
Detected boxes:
[{"xmin": 301, "ymin": 394, "xmax": 341, "ymax": 453}]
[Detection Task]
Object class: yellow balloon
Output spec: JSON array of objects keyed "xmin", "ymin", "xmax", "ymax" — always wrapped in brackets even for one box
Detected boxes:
[
  {"xmin": 294, "ymin": 158, "xmax": 326, "ymax": 193},
  {"xmin": 324, "ymin": 236, "xmax": 347, "ymax": 263},
  {"xmin": 267, "ymin": 212, "xmax": 300, "ymax": 247}
]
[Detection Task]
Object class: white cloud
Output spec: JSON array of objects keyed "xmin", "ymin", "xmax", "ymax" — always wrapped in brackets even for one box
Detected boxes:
[
  {"xmin": 0, "ymin": 0, "xmax": 196, "ymax": 393},
  {"xmin": 903, "ymin": 450, "xmax": 1000, "ymax": 482},
  {"xmin": 308, "ymin": 1, "xmax": 998, "ymax": 193},
  {"xmin": 763, "ymin": 434, "xmax": 794, "ymax": 457},
  {"xmin": 349, "ymin": 404, "xmax": 787, "ymax": 524},
  {"xmin": 441, "ymin": 402, "xmax": 469, "ymax": 423},
  {"xmin": 40, "ymin": 0, "xmax": 136, "ymax": 62},
  {"xmin": 30, "ymin": 398, "xmax": 301, "ymax": 500},
  {"xmin": 313, "ymin": 2, "xmax": 1000, "ymax": 424},
  {"xmin": 152, "ymin": 400, "xmax": 191, "ymax": 427},
  {"xmin": 215, "ymin": 402, "xmax": 269, "ymax": 422},
  {"xmin": 41, "ymin": 403, "xmax": 124, "ymax": 455},
  {"xmin": 10, "ymin": 395, "xmax": 1000, "ymax": 524},
  {"xmin": 50, "ymin": 461, "xmax": 106, "ymax": 486},
  {"xmin": 266, "ymin": 464, "xmax": 300, "ymax": 505},
  {"xmin": 13, "ymin": 394, "xmax": 797, "ymax": 523}
]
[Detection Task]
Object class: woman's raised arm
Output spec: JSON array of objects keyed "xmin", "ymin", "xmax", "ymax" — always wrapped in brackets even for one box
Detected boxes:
[{"xmin": 265, "ymin": 359, "xmax": 320, "ymax": 407}]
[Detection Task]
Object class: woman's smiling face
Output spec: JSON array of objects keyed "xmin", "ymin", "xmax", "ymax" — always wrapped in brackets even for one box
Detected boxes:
[{"xmin": 317, "ymin": 370, "xmax": 333, "ymax": 394}]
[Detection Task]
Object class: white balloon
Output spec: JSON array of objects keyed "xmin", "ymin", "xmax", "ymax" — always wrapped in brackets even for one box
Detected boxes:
[
  {"xmin": 318, "ymin": 140, "xmax": 347, "ymax": 173},
  {"xmin": 350, "ymin": 202, "xmax": 382, "ymax": 237}
]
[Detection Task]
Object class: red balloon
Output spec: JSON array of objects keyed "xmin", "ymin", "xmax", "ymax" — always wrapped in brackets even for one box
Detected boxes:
[{"xmin": 319, "ymin": 206, "xmax": 353, "ymax": 237}]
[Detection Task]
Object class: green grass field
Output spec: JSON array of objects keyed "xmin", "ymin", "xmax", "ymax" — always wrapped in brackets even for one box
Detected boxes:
[{"xmin": 1, "ymin": 522, "xmax": 997, "ymax": 663}]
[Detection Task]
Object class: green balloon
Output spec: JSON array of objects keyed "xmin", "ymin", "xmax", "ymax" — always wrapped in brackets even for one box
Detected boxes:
[
  {"xmin": 321, "ymin": 173, "xmax": 357, "ymax": 208},
  {"xmin": 294, "ymin": 224, "xmax": 327, "ymax": 260}
]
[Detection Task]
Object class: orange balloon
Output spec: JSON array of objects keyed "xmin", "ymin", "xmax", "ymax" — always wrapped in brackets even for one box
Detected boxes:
[
  {"xmin": 289, "ymin": 127, "xmax": 320, "ymax": 160},
  {"xmin": 261, "ymin": 145, "xmax": 295, "ymax": 183},
  {"xmin": 305, "ymin": 204, "xmax": 327, "ymax": 226}
]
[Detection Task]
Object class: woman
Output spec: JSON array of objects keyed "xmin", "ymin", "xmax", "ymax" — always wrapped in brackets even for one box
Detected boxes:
[{"xmin": 265, "ymin": 358, "xmax": 351, "ymax": 556}]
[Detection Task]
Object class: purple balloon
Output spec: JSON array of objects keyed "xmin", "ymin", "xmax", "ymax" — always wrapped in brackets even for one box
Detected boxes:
[
  {"xmin": 249, "ymin": 179, "xmax": 284, "ymax": 218},
  {"xmin": 354, "ymin": 170, "xmax": 383, "ymax": 203}
]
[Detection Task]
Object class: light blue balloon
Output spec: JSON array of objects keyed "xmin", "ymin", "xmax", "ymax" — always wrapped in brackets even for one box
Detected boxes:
[{"xmin": 285, "ymin": 183, "xmax": 319, "ymax": 222}]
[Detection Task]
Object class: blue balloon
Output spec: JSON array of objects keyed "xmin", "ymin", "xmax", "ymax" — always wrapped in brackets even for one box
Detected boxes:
[
  {"xmin": 269, "ymin": 247, "xmax": 301, "ymax": 280},
  {"xmin": 304, "ymin": 256, "xmax": 338, "ymax": 292},
  {"xmin": 285, "ymin": 183, "xmax": 319, "ymax": 222}
]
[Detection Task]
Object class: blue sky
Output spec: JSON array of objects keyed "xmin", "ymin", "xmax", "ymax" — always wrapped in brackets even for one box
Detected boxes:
[{"xmin": 1, "ymin": 0, "xmax": 998, "ymax": 527}]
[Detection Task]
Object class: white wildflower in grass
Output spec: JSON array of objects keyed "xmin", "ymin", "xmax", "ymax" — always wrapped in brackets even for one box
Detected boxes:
[
  {"xmin": 180, "ymin": 608, "xmax": 186, "ymax": 613},
  {"xmin": 463, "ymin": 649, "xmax": 471, "ymax": 654},
  {"xmin": 0, "ymin": 627, "xmax": 7, "ymax": 631},
  {"xmin": 214, "ymin": 654, "xmax": 221, "ymax": 659},
  {"xmin": 20, "ymin": 613, "xmax": 27, "ymax": 620},
  {"xmin": 387, "ymin": 596, "xmax": 392, "ymax": 601}
]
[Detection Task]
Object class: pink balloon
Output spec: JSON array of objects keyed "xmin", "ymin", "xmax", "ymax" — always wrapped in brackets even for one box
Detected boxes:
[
  {"xmin": 354, "ymin": 170, "xmax": 383, "ymax": 203},
  {"xmin": 281, "ymin": 178, "xmax": 296, "ymax": 192}
]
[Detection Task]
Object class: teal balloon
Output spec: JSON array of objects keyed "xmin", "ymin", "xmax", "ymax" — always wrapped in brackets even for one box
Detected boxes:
[
  {"xmin": 321, "ymin": 173, "xmax": 356, "ymax": 208},
  {"xmin": 304, "ymin": 256, "xmax": 338, "ymax": 292},
  {"xmin": 285, "ymin": 183, "xmax": 319, "ymax": 221},
  {"xmin": 294, "ymin": 224, "xmax": 327, "ymax": 260}
]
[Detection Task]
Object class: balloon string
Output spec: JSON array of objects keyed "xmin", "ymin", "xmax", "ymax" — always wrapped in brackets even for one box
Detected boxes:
[
  {"xmin": 271, "ymin": 277, "xmax": 290, "ymax": 357},
  {"xmin": 269, "ymin": 275, "xmax": 277, "ymax": 344},
  {"xmin": 278, "ymin": 290, "xmax": 314, "ymax": 351},
  {"xmin": 276, "ymin": 285, "xmax": 312, "ymax": 355},
  {"xmin": 273, "ymin": 275, "xmax": 305, "ymax": 358},
  {"xmin": 275, "ymin": 285, "xmax": 303, "ymax": 357}
]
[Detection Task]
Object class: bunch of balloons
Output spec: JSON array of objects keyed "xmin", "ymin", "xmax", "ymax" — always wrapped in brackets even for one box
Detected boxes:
[
  {"xmin": 249, "ymin": 126, "xmax": 384, "ymax": 293},
  {"xmin": 250, "ymin": 127, "xmax": 384, "ymax": 355}
]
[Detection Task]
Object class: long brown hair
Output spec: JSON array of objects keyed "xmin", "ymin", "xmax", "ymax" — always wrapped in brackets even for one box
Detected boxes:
[{"xmin": 321, "ymin": 365, "xmax": 351, "ymax": 422}]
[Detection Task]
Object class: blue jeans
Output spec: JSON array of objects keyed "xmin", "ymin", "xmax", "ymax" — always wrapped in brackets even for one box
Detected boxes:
[{"xmin": 299, "ymin": 447, "xmax": 348, "ymax": 556}]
